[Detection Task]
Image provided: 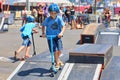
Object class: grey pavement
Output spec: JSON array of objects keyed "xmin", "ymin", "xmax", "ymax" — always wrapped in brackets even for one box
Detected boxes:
[
  {"xmin": 0, "ymin": 20, "xmax": 83, "ymax": 80},
  {"xmin": 0, "ymin": 20, "xmax": 120, "ymax": 80}
]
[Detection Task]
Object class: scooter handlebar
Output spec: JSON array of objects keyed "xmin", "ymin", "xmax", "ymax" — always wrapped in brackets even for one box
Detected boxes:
[
  {"xmin": 40, "ymin": 35, "xmax": 57, "ymax": 39},
  {"xmin": 40, "ymin": 35, "xmax": 63, "ymax": 38}
]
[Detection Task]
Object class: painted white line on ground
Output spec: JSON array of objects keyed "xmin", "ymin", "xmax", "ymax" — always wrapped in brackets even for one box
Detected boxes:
[
  {"xmin": 0, "ymin": 57, "xmax": 13, "ymax": 62},
  {"xmin": 0, "ymin": 18, "xmax": 5, "ymax": 30},
  {"xmin": 93, "ymin": 64, "xmax": 102, "ymax": 80},
  {"xmin": 118, "ymin": 36, "xmax": 120, "ymax": 46},
  {"xmin": 7, "ymin": 61, "xmax": 25, "ymax": 80},
  {"xmin": 100, "ymin": 32, "xmax": 119, "ymax": 35},
  {"xmin": 57, "ymin": 63, "xmax": 69, "ymax": 80},
  {"xmin": 63, "ymin": 63, "xmax": 74, "ymax": 80},
  {"xmin": 58, "ymin": 63, "xmax": 74, "ymax": 80}
]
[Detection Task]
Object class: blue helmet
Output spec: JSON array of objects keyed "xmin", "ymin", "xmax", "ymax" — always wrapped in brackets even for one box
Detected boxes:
[
  {"xmin": 48, "ymin": 3, "xmax": 60, "ymax": 13},
  {"xmin": 26, "ymin": 15, "xmax": 35, "ymax": 22}
]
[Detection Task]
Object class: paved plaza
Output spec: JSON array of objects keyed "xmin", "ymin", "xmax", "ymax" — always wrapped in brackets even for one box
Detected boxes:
[
  {"xmin": 0, "ymin": 20, "xmax": 83, "ymax": 80},
  {"xmin": 0, "ymin": 20, "xmax": 120, "ymax": 80}
]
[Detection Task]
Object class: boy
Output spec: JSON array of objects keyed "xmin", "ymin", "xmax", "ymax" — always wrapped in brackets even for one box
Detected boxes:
[
  {"xmin": 41, "ymin": 3, "xmax": 66, "ymax": 69},
  {"xmin": 14, "ymin": 15, "xmax": 38, "ymax": 60}
]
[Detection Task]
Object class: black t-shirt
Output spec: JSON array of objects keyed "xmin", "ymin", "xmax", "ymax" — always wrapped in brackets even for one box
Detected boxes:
[
  {"xmin": 70, "ymin": 9, "xmax": 75, "ymax": 15},
  {"xmin": 65, "ymin": 10, "xmax": 71, "ymax": 17}
]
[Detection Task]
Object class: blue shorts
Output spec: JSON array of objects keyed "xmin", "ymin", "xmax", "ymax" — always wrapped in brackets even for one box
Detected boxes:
[
  {"xmin": 47, "ymin": 36, "xmax": 63, "ymax": 52},
  {"xmin": 66, "ymin": 16, "xmax": 71, "ymax": 23},
  {"xmin": 71, "ymin": 15, "xmax": 76, "ymax": 20},
  {"xmin": 22, "ymin": 36, "xmax": 31, "ymax": 46}
]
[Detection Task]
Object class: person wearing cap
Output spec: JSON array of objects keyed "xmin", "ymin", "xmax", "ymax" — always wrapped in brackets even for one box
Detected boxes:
[
  {"xmin": 41, "ymin": 3, "xmax": 66, "ymax": 69},
  {"xmin": 14, "ymin": 15, "xmax": 38, "ymax": 60}
]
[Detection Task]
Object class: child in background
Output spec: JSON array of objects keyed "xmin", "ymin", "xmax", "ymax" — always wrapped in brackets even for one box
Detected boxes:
[
  {"xmin": 14, "ymin": 15, "xmax": 38, "ymax": 60},
  {"xmin": 41, "ymin": 3, "xmax": 66, "ymax": 69}
]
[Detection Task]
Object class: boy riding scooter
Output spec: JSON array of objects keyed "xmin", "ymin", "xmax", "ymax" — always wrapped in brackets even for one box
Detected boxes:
[
  {"xmin": 41, "ymin": 3, "xmax": 66, "ymax": 72},
  {"xmin": 14, "ymin": 15, "xmax": 38, "ymax": 60}
]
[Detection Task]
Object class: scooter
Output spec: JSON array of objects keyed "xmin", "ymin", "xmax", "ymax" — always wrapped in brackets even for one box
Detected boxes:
[
  {"xmin": 32, "ymin": 33, "xmax": 36, "ymax": 56},
  {"xmin": 13, "ymin": 33, "xmax": 36, "ymax": 63},
  {"xmin": 40, "ymin": 35, "xmax": 59, "ymax": 77},
  {"xmin": 46, "ymin": 35, "xmax": 58, "ymax": 77}
]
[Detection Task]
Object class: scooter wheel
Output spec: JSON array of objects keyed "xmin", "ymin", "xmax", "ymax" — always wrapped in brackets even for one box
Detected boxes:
[
  {"xmin": 50, "ymin": 72, "xmax": 54, "ymax": 77},
  {"xmin": 59, "ymin": 67, "xmax": 62, "ymax": 70}
]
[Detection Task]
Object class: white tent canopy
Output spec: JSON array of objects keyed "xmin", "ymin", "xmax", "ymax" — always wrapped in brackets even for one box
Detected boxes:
[{"xmin": 13, "ymin": 0, "xmax": 72, "ymax": 5}]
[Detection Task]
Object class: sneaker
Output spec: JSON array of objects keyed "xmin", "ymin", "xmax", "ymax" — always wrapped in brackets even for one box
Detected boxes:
[
  {"xmin": 14, "ymin": 51, "xmax": 18, "ymax": 60},
  {"xmin": 19, "ymin": 56, "xmax": 28, "ymax": 61},
  {"xmin": 59, "ymin": 61, "xmax": 64, "ymax": 67},
  {"xmin": 55, "ymin": 64, "xmax": 60, "ymax": 70},
  {"xmin": 20, "ymin": 55, "xmax": 32, "ymax": 61}
]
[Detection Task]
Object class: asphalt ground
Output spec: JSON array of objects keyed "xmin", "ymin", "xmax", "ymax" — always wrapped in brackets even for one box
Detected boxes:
[
  {"xmin": 0, "ymin": 20, "xmax": 120, "ymax": 80},
  {"xmin": 0, "ymin": 20, "xmax": 83, "ymax": 80}
]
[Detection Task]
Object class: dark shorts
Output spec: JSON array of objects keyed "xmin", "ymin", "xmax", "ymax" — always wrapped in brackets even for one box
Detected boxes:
[
  {"xmin": 47, "ymin": 36, "xmax": 63, "ymax": 52},
  {"xmin": 22, "ymin": 36, "xmax": 31, "ymax": 47},
  {"xmin": 71, "ymin": 15, "xmax": 76, "ymax": 20}
]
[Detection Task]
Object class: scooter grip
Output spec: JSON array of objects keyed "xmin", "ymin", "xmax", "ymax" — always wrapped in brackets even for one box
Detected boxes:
[{"xmin": 40, "ymin": 35, "xmax": 42, "ymax": 37}]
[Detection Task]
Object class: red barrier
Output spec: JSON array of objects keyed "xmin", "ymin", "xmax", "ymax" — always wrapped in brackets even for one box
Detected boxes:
[
  {"xmin": 74, "ymin": 5, "xmax": 90, "ymax": 12},
  {"xmin": 114, "ymin": 7, "xmax": 120, "ymax": 14},
  {"xmin": 0, "ymin": 1, "xmax": 3, "ymax": 12}
]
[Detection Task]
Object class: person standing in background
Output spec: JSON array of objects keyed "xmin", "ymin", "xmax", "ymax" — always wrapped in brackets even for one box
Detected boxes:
[
  {"xmin": 43, "ymin": 4, "xmax": 49, "ymax": 19},
  {"xmin": 103, "ymin": 8, "xmax": 112, "ymax": 28},
  {"xmin": 31, "ymin": 8, "xmax": 37, "ymax": 21},
  {"xmin": 70, "ymin": 5, "xmax": 77, "ymax": 29},
  {"xmin": 37, "ymin": 5, "xmax": 44, "ymax": 28},
  {"xmin": 22, "ymin": 7, "xmax": 28, "ymax": 26},
  {"xmin": 65, "ymin": 6, "xmax": 71, "ymax": 28}
]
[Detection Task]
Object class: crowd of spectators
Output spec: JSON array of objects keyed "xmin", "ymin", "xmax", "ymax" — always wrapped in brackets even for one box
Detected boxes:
[
  {"xmin": 21, "ymin": 3, "xmax": 114, "ymax": 29},
  {"xmin": 21, "ymin": 4, "xmax": 90, "ymax": 29}
]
